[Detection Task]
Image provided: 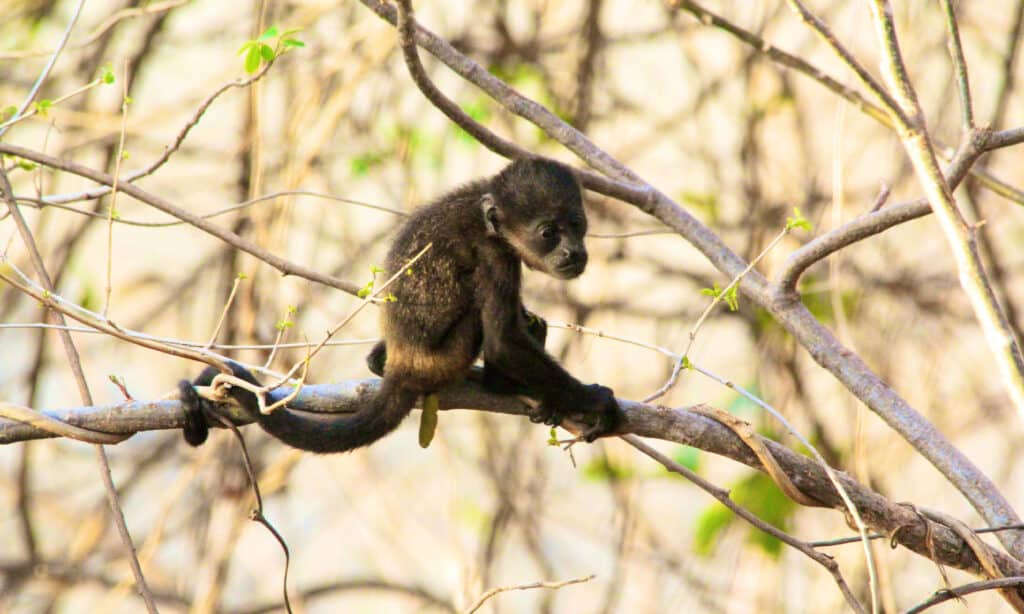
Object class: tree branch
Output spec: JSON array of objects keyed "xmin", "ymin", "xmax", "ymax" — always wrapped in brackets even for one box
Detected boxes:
[{"xmin": 3, "ymin": 379, "xmax": 1024, "ymax": 600}]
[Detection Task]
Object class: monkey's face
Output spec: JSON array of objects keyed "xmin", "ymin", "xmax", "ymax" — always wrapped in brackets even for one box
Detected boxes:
[
  {"xmin": 503, "ymin": 207, "xmax": 589, "ymax": 279},
  {"xmin": 489, "ymin": 158, "xmax": 590, "ymax": 279}
]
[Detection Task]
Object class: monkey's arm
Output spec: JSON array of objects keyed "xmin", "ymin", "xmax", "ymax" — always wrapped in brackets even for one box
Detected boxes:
[{"xmin": 475, "ymin": 260, "xmax": 620, "ymax": 440}]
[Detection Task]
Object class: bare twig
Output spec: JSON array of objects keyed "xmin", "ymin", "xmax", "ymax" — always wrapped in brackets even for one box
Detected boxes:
[
  {"xmin": 623, "ymin": 434, "xmax": 865, "ymax": 613},
  {"xmin": 939, "ymin": 0, "xmax": 975, "ymax": 131},
  {"xmin": 0, "ymin": 142, "xmax": 362, "ymax": 296},
  {"xmin": 865, "ymin": 0, "xmax": 1024, "ymax": 422},
  {"xmin": 0, "ymin": 0, "xmax": 86, "ymax": 138},
  {"xmin": 906, "ymin": 577, "xmax": 1024, "ymax": 614},
  {"xmin": 463, "ymin": 574, "xmax": 595, "ymax": 614}
]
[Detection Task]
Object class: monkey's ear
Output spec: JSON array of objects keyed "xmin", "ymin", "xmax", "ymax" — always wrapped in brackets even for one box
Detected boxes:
[{"xmin": 480, "ymin": 193, "xmax": 501, "ymax": 236}]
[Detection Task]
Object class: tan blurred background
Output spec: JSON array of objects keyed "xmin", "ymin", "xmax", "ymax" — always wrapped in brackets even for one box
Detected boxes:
[{"xmin": 1, "ymin": 0, "xmax": 1023, "ymax": 612}]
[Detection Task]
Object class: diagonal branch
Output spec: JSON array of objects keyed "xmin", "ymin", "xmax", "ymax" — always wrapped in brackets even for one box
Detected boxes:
[{"xmin": 357, "ymin": 0, "xmax": 1024, "ymax": 560}]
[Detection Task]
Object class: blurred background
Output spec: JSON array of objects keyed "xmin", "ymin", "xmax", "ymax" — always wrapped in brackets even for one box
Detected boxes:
[{"xmin": 1, "ymin": 0, "xmax": 1023, "ymax": 612}]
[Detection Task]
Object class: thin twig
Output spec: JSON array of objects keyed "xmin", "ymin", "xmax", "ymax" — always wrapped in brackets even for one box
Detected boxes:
[
  {"xmin": 905, "ymin": 577, "xmax": 1024, "ymax": 614},
  {"xmin": 0, "ymin": 0, "xmax": 86, "ymax": 138},
  {"xmin": 0, "ymin": 168, "xmax": 159, "ymax": 612},
  {"xmin": 622, "ymin": 434, "xmax": 866, "ymax": 614},
  {"xmin": 463, "ymin": 575, "xmax": 595, "ymax": 614},
  {"xmin": 939, "ymin": 0, "xmax": 975, "ymax": 131}
]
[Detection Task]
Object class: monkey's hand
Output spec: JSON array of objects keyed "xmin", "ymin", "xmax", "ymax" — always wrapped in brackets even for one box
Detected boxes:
[
  {"xmin": 522, "ymin": 307, "xmax": 548, "ymax": 347},
  {"xmin": 530, "ymin": 383, "xmax": 622, "ymax": 441},
  {"xmin": 575, "ymin": 384, "xmax": 623, "ymax": 442}
]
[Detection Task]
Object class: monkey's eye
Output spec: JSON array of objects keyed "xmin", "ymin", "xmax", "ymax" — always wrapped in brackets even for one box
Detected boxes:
[{"xmin": 540, "ymin": 226, "xmax": 558, "ymax": 240}]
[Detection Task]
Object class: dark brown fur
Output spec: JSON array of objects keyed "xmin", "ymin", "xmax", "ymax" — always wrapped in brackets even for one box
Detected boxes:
[{"xmin": 180, "ymin": 158, "xmax": 621, "ymax": 453}]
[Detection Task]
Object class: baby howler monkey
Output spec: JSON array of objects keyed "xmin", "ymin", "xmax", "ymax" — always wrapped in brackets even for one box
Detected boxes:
[{"xmin": 180, "ymin": 158, "xmax": 622, "ymax": 452}]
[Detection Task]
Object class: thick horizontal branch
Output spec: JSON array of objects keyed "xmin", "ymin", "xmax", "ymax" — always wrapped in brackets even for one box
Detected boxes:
[{"xmin": 3, "ymin": 378, "xmax": 1023, "ymax": 586}]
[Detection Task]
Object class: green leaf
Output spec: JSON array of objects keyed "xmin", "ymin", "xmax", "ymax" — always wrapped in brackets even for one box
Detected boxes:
[
  {"xmin": 700, "ymin": 282, "xmax": 722, "ymax": 300},
  {"xmin": 723, "ymin": 285, "xmax": 739, "ymax": 311},
  {"xmin": 785, "ymin": 207, "xmax": 812, "ymax": 232},
  {"xmin": 237, "ymin": 41, "xmax": 255, "ymax": 56},
  {"xmin": 275, "ymin": 319, "xmax": 294, "ymax": 331},
  {"xmin": 582, "ymin": 456, "xmax": 634, "ymax": 481},
  {"xmin": 693, "ymin": 502, "xmax": 734, "ymax": 556},
  {"xmin": 692, "ymin": 472, "xmax": 797, "ymax": 558},
  {"xmin": 259, "ymin": 43, "xmax": 275, "ymax": 62},
  {"xmin": 547, "ymin": 427, "xmax": 559, "ymax": 445},
  {"xmin": 282, "ymin": 39, "xmax": 305, "ymax": 48},
  {"xmin": 34, "ymin": 99, "xmax": 52, "ymax": 117},
  {"xmin": 418, "ymin": 393, "xmax": 439, "ymax": 448},
  {"xmin": 244, "ymin": 46, "xmax": 261, "ymax": 73},
  {"xmin": 15, "ymin": 159, "xmax": 37, "ymax": 172},
  {"xmin": 349, "ymin": 151, "xmax": 385, "ymax": 176},
  {"xmin": 370, "ymin": 265, "xmax": 385, "ymax": 274},
  {"xmin": 100, "ymin": 62, "xmax": 115, "ymax": 84},
  {"xmin": 673, "ymin": 446, "xmax": 701, "ymax": 472},
  {"xmin": 258, "ymin": 26, "xmax": 279, "ymax": 41}
]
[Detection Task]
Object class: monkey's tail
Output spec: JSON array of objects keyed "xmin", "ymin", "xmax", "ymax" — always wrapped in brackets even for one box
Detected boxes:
[{"xmin": 255, "ymin": 376, "xmax": 419, "ymax": 453}]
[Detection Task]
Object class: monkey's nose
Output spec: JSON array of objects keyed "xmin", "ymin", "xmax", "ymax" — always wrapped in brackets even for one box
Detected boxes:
[{"xmin": 562, "ymin": 247, "xmax": 586, "ymax": 262}]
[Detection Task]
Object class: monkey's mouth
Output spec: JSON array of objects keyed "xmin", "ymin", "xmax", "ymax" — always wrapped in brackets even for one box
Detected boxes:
[{"xmin": 554, "ymin": 260, "xmax": 586, "ymax": 279}]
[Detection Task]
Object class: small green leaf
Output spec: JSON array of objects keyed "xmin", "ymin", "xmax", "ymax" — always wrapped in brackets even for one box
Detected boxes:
[
  {"xmin": 259, "ymin": 43, "xmax": 275, "ymax": 62},
  {"xmin": 370, "ymin": 265, "xmax": 385, "ymax": 274},
  {"xmin": 723, "ymin": 285, "xmax": 739, "ymax": 311},
  {"xmin": 582, "ymin": 456, "xmax": 635, "ymax": 481},
  {"xmin": 15, "ymin": 159, "xmax": 37, "ymax": 171},
  {"xmin": 244, "ymin": 47, "xmax": 261, "ymax": 73},
  {"xmin": 110, "ymin": 208, "xmax": 120, "ymax": 221},
  {"xmin": 120, "ymin": 150, "xmax": 130, "ymax": 160},
  {"xmin": 357, "ymin": 280, "xmax": 374, "ymax": 298},
  {"xmin": 100, "ymin": 62, "xmax": 115, "ymax": 84},
  {"xmin": 34, "ymin": 99, "xmax": 52, "ymax": 117},
  {"xmin": 275, "ymin": 319, "xmax": 294, "ymax": 331},
  {"xmin": 282, "ymin": 38, "xmax": 305, "ymax": 48},
  {"xmin": 237, "ymin": 41, "xmax": 256, "ymax": 55},
  {"xmin": 785, "ymin": 207, "xmax": 812, "ymax": 232},
  {"xmin": 405, "ymin": 267, "xmax": 414, "ymax": 276},
  {"xmin": 700, "ymin": 282, "xmax": 722, "ymax": 300},
  {"xmin": 280, "ymin": 28, "xmax": 303, "ymax": 38},
  {"xmin": 236, "ymin": 272, "xmax": 249, "ymax": 280},
  {"xmin": 258, "ymin": 26, "xmax": 280, "ymax": 41},
  {"xmin": 673, "ymin": 446, "xmax": 701, "ymax": 472},
  {"xmin": 418, "ymin": 393, "xmax": 439, "ymax": 448},
  {"xmin": 385, "ymin": 293, "xmax": 397, "ymax": 302},
  {"xmin": 547, "ymin": 427, "xmax": 559, "ymax": 445},
  {"xmin": 680, "ymin": 355, "xmax": 692, "ymax": 370}
]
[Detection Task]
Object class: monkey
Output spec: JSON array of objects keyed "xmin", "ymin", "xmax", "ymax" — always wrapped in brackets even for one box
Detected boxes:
[{"xmin": 179, "ymin": 158, "xmax": 623, "ymax": 453}]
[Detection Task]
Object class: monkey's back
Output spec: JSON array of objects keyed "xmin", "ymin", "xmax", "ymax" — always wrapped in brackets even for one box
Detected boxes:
[{"xmin": 378, "ymin": 183, "xmax": 490, "ymax": 388}]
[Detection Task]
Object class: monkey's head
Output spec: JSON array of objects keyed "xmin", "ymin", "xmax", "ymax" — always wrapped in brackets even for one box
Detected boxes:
[{"xmin": 482, "ymin": 158, "xmax": 589, "ymax": 279}]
